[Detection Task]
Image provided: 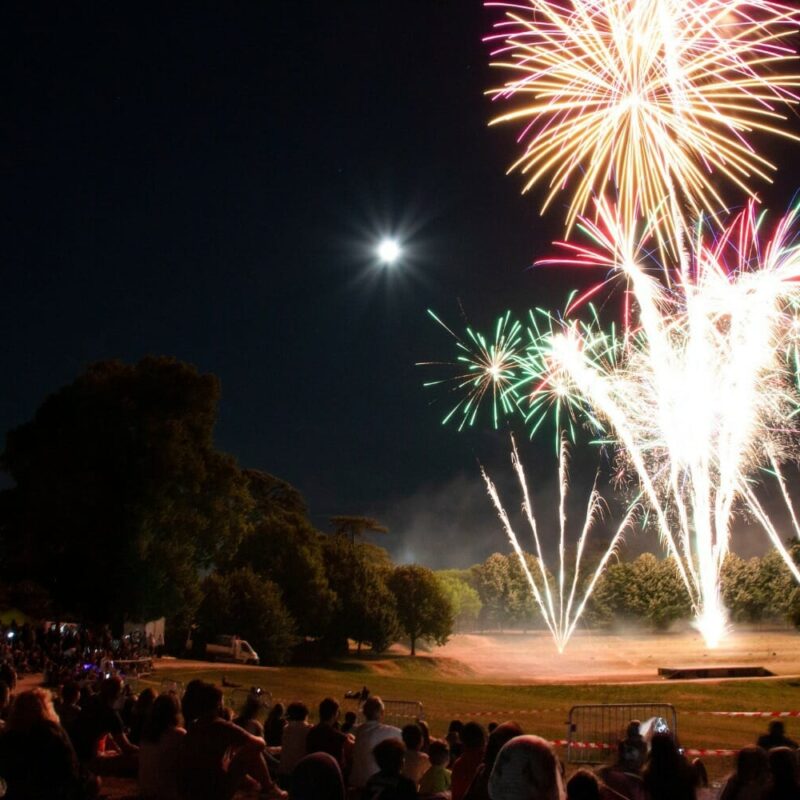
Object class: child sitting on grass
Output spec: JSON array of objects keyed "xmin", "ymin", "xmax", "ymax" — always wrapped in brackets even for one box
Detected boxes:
[{"xmin": 419, "ymin": 738, "xmax": 451, "ymax": 797}]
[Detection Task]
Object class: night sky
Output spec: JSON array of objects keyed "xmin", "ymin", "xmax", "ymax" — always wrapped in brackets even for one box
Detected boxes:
[{"xmin": 2, "ymin": 3, "xmax": 797, "ymax": 567}]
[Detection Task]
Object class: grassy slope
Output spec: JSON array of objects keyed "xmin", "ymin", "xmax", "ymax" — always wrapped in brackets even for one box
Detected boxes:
[{"xmin": 138, "ymin": 655, "xmax": 800, "ymax": 761}]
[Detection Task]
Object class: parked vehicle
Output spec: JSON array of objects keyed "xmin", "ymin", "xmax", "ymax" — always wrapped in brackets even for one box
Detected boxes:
[{"xmin": 185, "ymin": 632, "xmax": 260, "ymax": 665}]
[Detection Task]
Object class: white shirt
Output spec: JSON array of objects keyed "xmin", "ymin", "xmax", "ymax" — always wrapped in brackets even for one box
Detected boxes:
[{"xmin": 349, "ymin": 720, "xmax": 402, "ymax": 788}]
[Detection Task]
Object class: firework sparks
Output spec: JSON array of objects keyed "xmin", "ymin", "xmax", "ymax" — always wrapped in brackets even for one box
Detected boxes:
[
  {"xmin": 420, "ymin": 309, "xmax": 524, "ymax": 429},
  {"xmin": 483, "ymin": 436, "xmax": 637, "ymax": 652},
  {"xmin": 485, "ymin": 0, "xmax": 800, "ymax": 247},
  {"xmin": 428, "ymin": 203, "xmax": 800, "ymax": 647}
]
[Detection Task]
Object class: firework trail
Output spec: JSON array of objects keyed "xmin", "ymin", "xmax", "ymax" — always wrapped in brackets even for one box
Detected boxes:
[
  {"xmin": 482, "ymin": 435, "xmax": 637, "ymax": 652},
  {"xmin": 486, "ymin": 0, "xmax": 800, "ymax": 251}
]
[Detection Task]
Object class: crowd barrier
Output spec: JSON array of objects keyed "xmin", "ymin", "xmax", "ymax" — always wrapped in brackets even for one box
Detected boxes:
[{"xmin": 566, "ymin": 703, "xmax": 678, "ymax": 765}]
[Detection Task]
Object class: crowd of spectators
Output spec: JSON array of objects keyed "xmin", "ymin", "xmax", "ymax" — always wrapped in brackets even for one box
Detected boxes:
[
  {"xmin": 0, "ymin": 670, "xmax": 797, "ymax": 799},
  {"xmin": 0, "ymin": 620, "xmax": 155, "ymax": 693}
]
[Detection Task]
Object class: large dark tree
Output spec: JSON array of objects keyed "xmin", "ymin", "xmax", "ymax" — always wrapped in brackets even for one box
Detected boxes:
[
  {"xmin": 232, "ymin": 470, "xmax": 336, "ymax": 636},
  {"xmin": 322, "ymin": 535, "xmax": 399, "ymax": 653},
  {"xmin": 388, "ymin": 564, "xmax": 453, "ymax": 656},
  {"xmin": 0, "ymin": 357, "xmax": 252, "ymax": 631},
  {"xmin": 196, "ymin": 567, "xmax": 297, "ymax": 665}
]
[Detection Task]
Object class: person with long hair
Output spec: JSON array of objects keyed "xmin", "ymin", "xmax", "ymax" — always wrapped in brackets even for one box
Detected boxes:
[
  {"xmin": 763, "ymin": 747, "xmax": 800, "ymax": 800},
  {"xmin": 720, "ymin": 746, "xmax": 770, "ymax": 800},
  {"xmin": 641, "ymin": 733, "xmax": 696, "ymax": 800},
  {"xmin": 138, "ymin": 692, "xmax": 185, "ymax": 800},
  {"xmin": 463, "ymin": 721, "xmax": 524, "ymax": 800},
  {"xmin": 0, "ymin": 688, "xmax": 91, "ymax": 799}
]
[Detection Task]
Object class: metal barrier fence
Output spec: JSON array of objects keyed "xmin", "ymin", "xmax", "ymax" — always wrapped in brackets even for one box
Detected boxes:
[
  {"xmin": 228, "ymin": 687, "xmax": 273, "ymax": 718},
  {"xmin": 566, "ymin": 703, "xmax": 678, "ymax": 765},
  {"xmin": 342, "ymin": 698, "xmax": 425, "ymax": 728}
]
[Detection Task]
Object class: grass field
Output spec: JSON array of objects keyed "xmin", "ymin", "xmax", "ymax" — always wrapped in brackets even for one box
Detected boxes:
[{"xmin": 133, "ymin": 629, "xmax": 800, "ymax": 784}]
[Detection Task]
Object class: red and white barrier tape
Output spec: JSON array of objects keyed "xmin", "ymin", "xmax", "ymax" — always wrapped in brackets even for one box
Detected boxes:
[
  {"xmin": 459, "ymin": 709, "xmax": 800, "ymax": 718},
  {"xmin": 549, "ymin": 740, "xmax": 736, "ymax": 757},
  {"xmin": 701, "ymin": 710, "xmax": 800, "ymax": 718}
]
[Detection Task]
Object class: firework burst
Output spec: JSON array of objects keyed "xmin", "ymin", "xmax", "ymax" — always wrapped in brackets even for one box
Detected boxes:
[{"xmin": 486, "ymin": 0, "xmax": 800, "ymax": 247}]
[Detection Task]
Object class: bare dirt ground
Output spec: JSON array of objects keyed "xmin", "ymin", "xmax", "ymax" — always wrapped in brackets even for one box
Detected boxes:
[{"xmin": 427, "ymin": 626, "xmax": 800, "ymax": 683}]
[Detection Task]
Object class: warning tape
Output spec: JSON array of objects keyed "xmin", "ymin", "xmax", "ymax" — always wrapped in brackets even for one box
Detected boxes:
[
  {"xmin": 458, "ymin": 709, "xmax": 800, "ymax": 719},
  {"xmin": 549, "ymin": 740, "xmax": 737, "ymax": 757},
  {"xmin": 698, "ymin": 710, "xmax": 800, "ymax": 718}
]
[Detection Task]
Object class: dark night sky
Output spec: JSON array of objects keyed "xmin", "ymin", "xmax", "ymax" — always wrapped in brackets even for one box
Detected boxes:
[{"xmin": 1, "ymin": 3, "xmax": 796, "ymax": 567}]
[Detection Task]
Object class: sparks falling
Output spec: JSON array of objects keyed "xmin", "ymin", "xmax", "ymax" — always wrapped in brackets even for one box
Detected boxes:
[
  {"xmin": 486, "ymin": 0, "xmax": 800, "ymax": 249},
  {"xmin": 483, "ymin": 436, "xmax": 637, "ymax": 652}
]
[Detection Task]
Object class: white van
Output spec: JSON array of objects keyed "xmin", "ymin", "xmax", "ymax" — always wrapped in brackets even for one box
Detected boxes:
[{"xmin": 186, "ymin": 633, "xmax": 260, "ymax": 665}]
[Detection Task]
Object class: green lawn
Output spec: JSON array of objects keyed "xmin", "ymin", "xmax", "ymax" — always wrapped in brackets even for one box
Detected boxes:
[{"xmin": 135, "ymin": 654, "xmax": 800, "ymax": 781}]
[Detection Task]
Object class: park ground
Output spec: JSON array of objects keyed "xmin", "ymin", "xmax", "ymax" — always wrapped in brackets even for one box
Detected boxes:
[{"xmin": 96, "ymin": 627, "xmax": 800, "ymax": 795}]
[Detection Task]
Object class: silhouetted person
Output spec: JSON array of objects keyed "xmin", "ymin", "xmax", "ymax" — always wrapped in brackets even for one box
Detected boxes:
[
  {"xmin": 759, "ymin": 722, "xmax": 798, "ymax": 751},
  {"xmin": 764, "ymin": 746, "xmax": 800, "ymax": 800},
  {"xmin": 463, "ymin": 721, "xmax": 524, "ymax": 800},
  {"xmin": 720, "ymin": 745, "xmax": 770, "ymax": 800},
  {"xmin": 641, "ymin": 732, "xmax": 696, "ymax": 800}
]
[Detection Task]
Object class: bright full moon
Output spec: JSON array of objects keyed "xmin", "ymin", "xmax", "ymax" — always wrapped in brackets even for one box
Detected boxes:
[{"xmin": 376, "ymin": 238, "xmax": 401, "ymax": 265}]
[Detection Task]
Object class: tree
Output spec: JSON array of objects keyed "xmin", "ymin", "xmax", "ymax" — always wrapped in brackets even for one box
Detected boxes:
[
  {"xmin": 233, "ymin": 470, "xmax": 336, "ymax": 636},
  {"xmin": 330, "ymin": 516, "xmax": 388, "ymax": 543},
  {"xmin": 0, "ymin": 357, "xmax": 252, "ymax": 632},
  {"xmin": 197, "ymin": 568, "xmax": 297, "ymax": 665},
  {"xmin": 322, "ymin": 536, "xmax": 399, "ymax": 653},
  {"xmin": 585, "ymin": 554, "xmax": 691, "ymax": 630},
  {"xmin": 388, "ymin": 565, "xmax": 454, "ymax": 655},
  {"xmin": 435, "ymin": 571, "xmax": 482, "ymax": 631}
]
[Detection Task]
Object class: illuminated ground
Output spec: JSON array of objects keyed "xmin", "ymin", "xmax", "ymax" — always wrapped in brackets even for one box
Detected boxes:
[{"xmin": 426, "ymin": 626, "xmax": 800, "ymax": 683}]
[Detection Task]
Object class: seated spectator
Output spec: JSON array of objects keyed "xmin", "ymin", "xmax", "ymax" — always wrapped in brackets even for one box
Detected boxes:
[
  {"xmin": 596, "ymin": 740, "xmax": 646, "ymax": 800},
  {"xmin": 567, "ymin": 769, "xmax": 601, "ymax": 800},
  {"xmin": 420, "ymin": 738, "xmax": 452, "ymax": 796},
  {"xmin": 401, "ymin": 722, "xmax": 430, "ymax": 786},
  {"xmin": 71, "ymin": 676, "xmax": 139, "ymax": 776},
  {"xmin": 487, "ymin": 734, "xmax": 565, "ymax": 800},
  {"xmin": 487, "ymin": 722, "xmax": 498, "ymax": 734},
  {"xmin": 179, "ymin": 679, "xmax": 205, "ymax": 731},
  {"xmin": 364, "ymin": 737, "xmax": 417, "ymax": 800},
  {"xmin": 292, "ymin": 752, "xmax": 346, "ymax": 800},
  {"xmin": 129, "ymin": 687, "xmax": 156, "ymax": 745},
  {"xmin": 463, "ymin": 721, "xmax": 523, "ymax": 800},
  {"xmin": 350, "ymin": 696, "xmax": 402, "ymax": 790},
  {"xmin": 306, "ymin": 697, "xmax": 349, "ymax": 769},
  {"xmin": 0, "ymin": 687, "xmax": 93, "ymax": 800},
  {"xmin": 763, "ymin": 746, "xmax": 800, "ymax": 800},
  {"xmin": 0, "ymin": 658, "xmax": 17, "ymax": 692},
  {"xmin": 418, "ymin": 719, "xmax": 432, "ymax": 752},
  {"xmin": 234, "ymin": 694, "xmax": 265, "ymax": 737},
  {"xmin": 265, "ymin": 702, "xmax": 286, "ymax": 746},
  {"xmin": 340, "ymin": 710, "xmax": 358, "ymax": 736},
  {"xmin": 177, "ymin": 681, "xmax": 286, "ymax": 800},
  {"xmin": 138, "ymin": 692, "xmax": 186, "ymax": 800},
  {"xmin": 721, "ymin": 746, "xmax": 770, "ymax": 800},
  {"xmin": 620, "ymin": 721, "xmax": 646, "ymax": 771},
  {"xmin": 641, "ymin": 732, "xmax": 696, "ymax": 800},
  {"xmin": 278, "ymin": 701, "xmax": 311, "ymax": 786},
  {"xmin": 758, "ymin": 722, "xmax": 798, "ymax": 751},
  {"xmin": 693, "ymin": 758, "xmax": 714, "ymax": 800},
  {"xmin": 56, "ymin": 682, "xmax": 81, "ymax": 735},
  {"xmin": 0, "ymin": 680, "xmax": 11, "ymax": 730},
  {"xmin": 452, "ymin": 722, "xmax": 486, "ymax": 800},
  {"xmin": 447, "ymin": 719, "xmax": 465, "ymax": 764}
]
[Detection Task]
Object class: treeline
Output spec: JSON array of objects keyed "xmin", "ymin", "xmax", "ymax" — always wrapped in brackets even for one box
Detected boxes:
[
  {"xmin": 436, "ymin": 549, "xmax": 800, "ymax": 632},
  {"xmin": 0, "ymin": 357, "xmax": 454, "ymax": 664}
]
